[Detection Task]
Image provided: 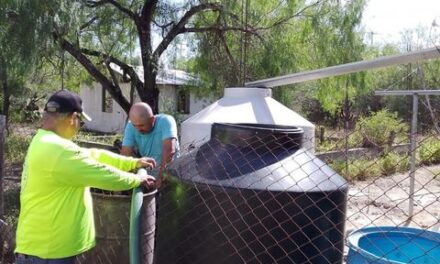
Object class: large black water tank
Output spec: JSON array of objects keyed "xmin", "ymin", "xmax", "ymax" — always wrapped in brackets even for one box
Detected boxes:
[{"xmin": 155, "ymin": 123, "xmax": 348, "ymax": 264}]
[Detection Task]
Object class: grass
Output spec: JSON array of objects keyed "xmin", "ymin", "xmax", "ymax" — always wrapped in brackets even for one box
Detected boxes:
[
  {"xmin": 5, "ymin": 134, "xmax": 32, "ymax": 164},
  {"xmin": 3, "ymin": 187, "xmax": 20, "ymax": 226},
  {"xmin": 329, "ymin": 152, "xmax": 411, "ymax": 182},
  {"xmin": 76, "ymin": 130, "xmax": 122, "ymax": 145},
  {"xmin": 418, "ymin": 137, "xmax": 440, "ymax": 165}
]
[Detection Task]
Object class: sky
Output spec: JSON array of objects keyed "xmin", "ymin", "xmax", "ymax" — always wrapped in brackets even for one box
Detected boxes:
[{"xmin": 362, "ymin": 0, "xmax": 440, "ymax": 44}]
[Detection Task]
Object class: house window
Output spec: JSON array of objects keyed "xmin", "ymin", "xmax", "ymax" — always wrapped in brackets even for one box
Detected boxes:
[
  {"xmin": 101, "ymin": 87, "xmax": 113, "ymax": 113},
  {"xmin": 177, "ymin": 90, "xmax": 190, "ymax": 114}
]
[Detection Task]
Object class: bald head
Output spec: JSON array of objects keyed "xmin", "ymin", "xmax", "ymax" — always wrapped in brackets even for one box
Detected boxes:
[
  {"xmin": 129, "ymin": 102, "xmax": 155, "ymax": 133},
  {"xmin": 129, "ymin": 102, "xmax": 153, "ymax": 121}
]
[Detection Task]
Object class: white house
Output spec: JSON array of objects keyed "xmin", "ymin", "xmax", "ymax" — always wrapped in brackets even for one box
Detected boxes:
[{"xmin": 80, "ymin": 64, "xmax": 214, "ymax": 133}]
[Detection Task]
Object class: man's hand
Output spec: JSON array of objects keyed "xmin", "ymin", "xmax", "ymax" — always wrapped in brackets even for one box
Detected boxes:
[
  {"xmin": 136, "ymin": 157, "xmax": 156, "ymax": 170},
  {"xmin": 139, "ymin": 175, "xmax": 156, "ymax": 190}
]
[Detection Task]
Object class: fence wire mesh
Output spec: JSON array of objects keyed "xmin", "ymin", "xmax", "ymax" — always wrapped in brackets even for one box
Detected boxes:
[{"xmin": 1, "ymin": 116, "xmax": 440, "ymax": 263}]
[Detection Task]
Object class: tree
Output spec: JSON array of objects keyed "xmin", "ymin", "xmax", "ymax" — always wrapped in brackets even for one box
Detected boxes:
[
  {"xmin": 41, "ymin": 1, "xmax": 237, "ymax": 113},
  {"xmin": 0, "ymin": 1, "xmax": 54, "ymax": 127},
  {"xmin": 36, "ymin": 0, "xmax": 348, "ymax": 114},
  {"xmin": 190, "ymin": 0, "xmax": 367, "ymax": 117}
]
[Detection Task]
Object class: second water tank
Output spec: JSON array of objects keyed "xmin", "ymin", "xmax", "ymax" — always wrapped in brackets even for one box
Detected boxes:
[{"xmin": 156, "ymin": 123, "xmax": 347, "ymax": 264}]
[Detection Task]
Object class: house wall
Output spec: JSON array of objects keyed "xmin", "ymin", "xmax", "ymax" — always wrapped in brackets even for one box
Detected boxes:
[
  {"xmin": 190, "ymin": 93, "xmax": 214, "ymax": 115},
  {"xmin": 80, "ymin": 82, "xmax": 214, "ymax": 133},
  {"xmin": 80, "ymin": 83, "xmax": 127, "ymax": 133},
  {"xmin": 158, "ymin": 85, "xmax": 177, "ymax": 113}
]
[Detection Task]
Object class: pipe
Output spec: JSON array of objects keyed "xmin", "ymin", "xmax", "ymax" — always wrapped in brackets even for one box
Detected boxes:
[
  {"xmin": 129, "ymin": 168, "xmax": 147, "ymax": 264},
  {"xmin": 245, "ymin": 47, "xmax": 440, "ymax": 88}
]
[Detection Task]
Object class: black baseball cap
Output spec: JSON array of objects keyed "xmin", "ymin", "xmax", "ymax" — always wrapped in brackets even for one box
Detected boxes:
[{"xmin": 44, "ymin": 90, "xmax": 92, "ymax": 121}]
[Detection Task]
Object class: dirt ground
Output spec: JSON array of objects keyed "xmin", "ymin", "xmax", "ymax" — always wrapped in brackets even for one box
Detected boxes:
[{"xmin": 346, "ymin": 164, "xmax": 440, "ymax": 233}]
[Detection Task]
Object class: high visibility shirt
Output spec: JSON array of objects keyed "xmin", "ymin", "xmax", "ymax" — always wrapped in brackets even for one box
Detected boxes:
[{"xmin": 15, "ymin": 129, "xmax": 142, "ymax": 258}]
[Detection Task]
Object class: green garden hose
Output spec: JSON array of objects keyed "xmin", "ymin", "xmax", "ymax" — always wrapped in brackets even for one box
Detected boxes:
[{"xmin": 129, "ymin": 168, "xmax": 147, "ymax": 264}]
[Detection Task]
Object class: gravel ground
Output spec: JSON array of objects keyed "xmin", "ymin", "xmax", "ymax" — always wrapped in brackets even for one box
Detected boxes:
[{"xmin": 346, "ymin": 164, "xmax": 440, "ymax": 232}]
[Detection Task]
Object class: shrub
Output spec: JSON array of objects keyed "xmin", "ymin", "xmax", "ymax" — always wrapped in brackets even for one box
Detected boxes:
[
  {"xmin": 396, "ymin": 154, "xmax": 410, "ymax": 172},
  {"xmin": 329, "ymin": 159, "xmax": 380, "ymax": 181},
  {"xmin": 5, "ymin": 134, "xmax": 32, "ymax": 164},
  {"xmin": 329, "ymin": 152, "xmax": 409, "ymax": 181},
  {"xmin": 349, "ymin": 159, "xmax": 381, "ymax": 181},
  {"xmin": 379, "ymin": 152, "xmax": 409, "ymax": 176},
  {"xmin": 355, "ymin": 109, "xmax": 408, "ymax": 148},
  {"xmin": 419, "ymin": 137, "xmax": 440, "ymax": 165},
  {"xmin": 316, "ymin": 132, "xmax": 362, "ymax": 152}
]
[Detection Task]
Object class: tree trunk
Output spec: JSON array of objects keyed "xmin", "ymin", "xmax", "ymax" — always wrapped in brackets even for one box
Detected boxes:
[
  {"xmin": 2, "ymin": 80, "xmax": 10, "ymax": 131},
  {"xmin": 0, "ymin": 115, "xmax": 4, "ymax": 262},
  {"xmin": 143, "ymin": 70, "xmax": 159, "ymax": 113},
  {"xmin": 0, "ymin": 67, "xmax": 9, "ymax": 131},
  {"xmin": 140, "ymin": 57, "xmax": 159, "ymax": 113},
  {"xmin": 137, "ymin": 14, "xmax": 160, "ymax": 114}
]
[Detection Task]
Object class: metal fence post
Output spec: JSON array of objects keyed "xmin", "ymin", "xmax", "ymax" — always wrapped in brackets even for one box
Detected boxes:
[{"xmin": 408, "ymin": 94, "xmax": 418, "ymax": 220}]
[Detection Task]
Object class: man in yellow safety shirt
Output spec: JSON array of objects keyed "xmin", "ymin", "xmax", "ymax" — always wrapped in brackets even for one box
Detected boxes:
[{"xmin": 15, "ymin": 89, "xmax": 156, "ymax": 264}]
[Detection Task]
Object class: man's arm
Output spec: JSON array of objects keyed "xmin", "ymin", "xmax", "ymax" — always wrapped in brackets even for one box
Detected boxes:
[
  {"xmin": 120, "ymin": 146, "xmax": 135, "ymax": 157},
  {"xmin": 89, "ymin": 148, "xmax": 155, "ymax": 171},
  {"xmin": 157, "ymin": 138, "xmax": 177, "ymax": 187},
  {"xmin": 121, "ymin": 121, "xmax": 137, "ymax": 157}
]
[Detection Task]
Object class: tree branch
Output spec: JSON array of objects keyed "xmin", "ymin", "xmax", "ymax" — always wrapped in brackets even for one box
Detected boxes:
[
  {"xmin": 423, "ymin": 95, "xmax": 440, "ymax": 135},
  {"xmin": 141, "ymin": 0, "xmax": 158, "ymax": 20},
  {"xmin": 153, "ymin": 20, "xmax": 174, "ymax": 30},
  {"xmin": 53, "ymin": 32, "xmax": 131, "ymax": 113},
  {"xmin": 218, "ymin": 32, "xmax": 240, "ymax": 82},
  {"xmin": 85, "ymin": 0, "xmax": 135, "ymax": 19},
  {"xmin": 107, "ymin": 0, "xmax": 135, "ymax": 19},
  {"xmin": 268, "ymin": 0, "xmax": 325, "ymax": 29},
  {"xmin": 183, "ymin": 26, "xmax": 264, "ymax": 42},
  {"xmin": 80, "ymin": 48, "xmax": 143, "ymax": 88},
  {"xmin": 84, "ymin": 0, "xmax": 105, "ymax": 7},
  {"xmin": 153, "ymin": 3, "xmax": 222, "ymax": 60},
  {"xmin": 104, "ymin": 58, "xmax": 120, "ymax": 88},
  {"xmin": 79, "ymin": 16, "xmax": 98, "ymax": 31}
]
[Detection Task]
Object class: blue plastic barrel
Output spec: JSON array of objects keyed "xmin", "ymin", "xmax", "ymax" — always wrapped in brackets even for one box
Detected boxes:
[{"xmin": 347, "ymin": 226, "xmax": 440, "ymax": 264}]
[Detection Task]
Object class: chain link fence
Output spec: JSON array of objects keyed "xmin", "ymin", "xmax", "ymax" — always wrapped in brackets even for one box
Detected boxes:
[{"xmin": 2, "ymin": 111, "xmax": 440, "ymax": 263}]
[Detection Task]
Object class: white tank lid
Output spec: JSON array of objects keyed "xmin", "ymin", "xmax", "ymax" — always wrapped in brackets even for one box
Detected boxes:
[{"xmin": 181, "ymin": 87, "xmax": 315, "ymax": 154}]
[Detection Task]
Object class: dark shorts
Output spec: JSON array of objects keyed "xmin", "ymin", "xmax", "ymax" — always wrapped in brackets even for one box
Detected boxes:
[{"xmin": 15, "ymin": 253, "xmax": 76, "ymax": 264}]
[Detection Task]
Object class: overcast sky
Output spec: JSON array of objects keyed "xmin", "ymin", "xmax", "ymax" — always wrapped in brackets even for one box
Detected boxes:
[{"xmin": 362, "ymin": 0, "xmax": 440, "ymax": 44}]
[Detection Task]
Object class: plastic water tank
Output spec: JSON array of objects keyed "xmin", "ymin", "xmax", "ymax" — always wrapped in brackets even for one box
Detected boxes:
[
  {"xmin": 347, "ymin": 226, "xmax": 440, "ymax": 264},
  {"xmin": 181, "ymin": 87, "xmax": 315, "ymax": 154},
  {"xmin": 155, "ymin": 123, "xmax": 347, "ymax": 264}
]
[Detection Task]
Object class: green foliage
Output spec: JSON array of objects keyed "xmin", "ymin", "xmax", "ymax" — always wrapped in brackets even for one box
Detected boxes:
[
  {"xmin": 3, "ymin": 187, "xmax": 20, "ymax": 226},
  {"xmin": 191, "ymin": 0, "xmax": 367, "ymax": 105},
  {"xmin": 75, "ymin": 131, "xmax": 122, "ymax": 146},
  {"xmin": 307, "ymin": 0, "xmax": 366, "ymax": 115},
  {"xmin": 316, "ymin": 140, "xmax": 339, "ymax": 153},
  {"xmin": 5, "ymin": 134, "xmax": 32, "ymax": 164},
  {"xmin": 329, "ymin": 152, "xmax": 409, "ymax": 181},
  {"xmin": 355, "ymin": 109, "xmax": 408, "ymax": 147},
  {"xmin": 330, "ymin": 159, "xmax": 379, "ymax": 181},
  {"xmin": 380, "ymin": 152, "xmax": 409, "ymax": 176},
  {"xmin": 159, "ymin": 96, "xmax": 186, "ymax": 128},
  {"xmin": 315, "ymin": 135, "xmax": 361, "ymax": 153},
  {"xmin": 0, "ymin": 0, "xmax": 61, "ymax": 123},
  {"xmin": 6, "ymin": 89, "xmax": 47, "ymax": 123},
  {"xmin": 418, "ymin": 137, "xmax": 440, "ymax": 165}
]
